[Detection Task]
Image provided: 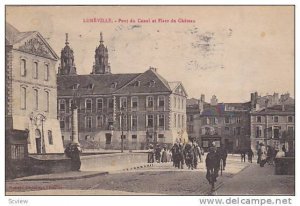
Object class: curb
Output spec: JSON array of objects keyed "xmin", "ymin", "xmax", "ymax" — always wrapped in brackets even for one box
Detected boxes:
[
  {"xmin": 17, "ymin": 171, "xmax": 109, "ymax": 181},
  {"xmin": 122, "ymin": 163, "xmax": 154, "ymax": 171}
]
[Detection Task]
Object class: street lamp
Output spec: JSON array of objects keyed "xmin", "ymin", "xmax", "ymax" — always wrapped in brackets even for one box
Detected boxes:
[{"xmin": 120, "ymin": 106, "xmax": 125, "ymax": 153}]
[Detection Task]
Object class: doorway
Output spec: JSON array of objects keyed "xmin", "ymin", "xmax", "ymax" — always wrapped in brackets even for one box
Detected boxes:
[{"xmin": 35, "ymin": 129, "xmax": 41, "ymax": 154}]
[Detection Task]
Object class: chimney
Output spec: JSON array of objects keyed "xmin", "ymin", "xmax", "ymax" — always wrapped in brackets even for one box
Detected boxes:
[
  {"xmin": 273, "ymin": 93, "xmax": 279, "ymax": 104},
  {"xmin": 200, "ymin": 94, "xmax": 205, "ymax": 103},
  {"xmin": 149, "ymin": 66, "xmax": 157, "ymax": 72}
]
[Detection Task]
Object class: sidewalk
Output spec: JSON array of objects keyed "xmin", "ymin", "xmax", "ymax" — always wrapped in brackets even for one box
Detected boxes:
[
  {"xmin": 217, "ymin": 162, "xmax": 295, "ymax": 195},
  {"xmin": 13, "ymin": 162, "xmax": 154, "ymax": 181}
]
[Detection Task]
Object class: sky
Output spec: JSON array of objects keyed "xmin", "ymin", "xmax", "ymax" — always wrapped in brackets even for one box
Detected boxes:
[{"xmin": 6, "ymin": 6, "xmax": 294, "ymax": 102}]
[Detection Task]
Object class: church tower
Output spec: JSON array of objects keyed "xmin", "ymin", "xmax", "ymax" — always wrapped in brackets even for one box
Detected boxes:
[
  {"xmin": 91, "ymin": 32, "xmax": 111, "ymax": 74},
  {"xmin": 58, "ymin": 33, "xmax": 77, "ymax": 76}
]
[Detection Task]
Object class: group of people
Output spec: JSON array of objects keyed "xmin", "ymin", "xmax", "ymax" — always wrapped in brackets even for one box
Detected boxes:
[
  {"xmin": 240, "ymin": 148, "xmax": 254, "ymax": 163},
  {"xmin": 256, "ymin": 143, "xmax": 286, "ymax": 167}
]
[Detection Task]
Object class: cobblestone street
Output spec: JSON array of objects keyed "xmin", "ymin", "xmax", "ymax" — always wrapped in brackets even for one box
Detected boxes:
[{"xmin": 7, "ymin": 156, "xmax": 289, "ymax": 195}]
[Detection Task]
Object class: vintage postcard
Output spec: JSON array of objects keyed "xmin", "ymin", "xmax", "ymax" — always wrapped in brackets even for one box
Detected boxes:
[{"xmin": 4, "ymin": 5, "xmax": 295, "ymax": 202}]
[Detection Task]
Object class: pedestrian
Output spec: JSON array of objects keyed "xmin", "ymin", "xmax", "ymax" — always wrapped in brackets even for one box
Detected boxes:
[
  {"xmin": 260, "ymin": 143, "xmax": 267, "ymax": 167},
  {"xmin": 247, "ymin": 148, "xmax": 254, "ymax": 163},
  {"xmin": 161, "ymin": 146, "xmax": 168, "ymax": 163},
  {"xmin": 193, "ymin": 142, "xmax": 201, "ymax": 169},
  {"xmin": 219, "ymin": 145, "xmax": 228, "ymax": 170},
  {"xmin": 241, "ymin": 149, "xmax": 246, "ymax": 162},
  {"xmin": 155, "ymin": 145, "xmax": 161, "ymax": 163},
  {"xmin": 147, "ymin": 144, "xmax": 154, "ymax": 163},
  {"xmin": 70, "ymin": 143, "xmax": 82, "ymax": 171},
  {"xmin": 205, "ymin": 142, "xmax": 221, "ymax": 190},
  {"xmin": 184, "ymin": 142, "xmax": 194, "ymax": 169},
  {"xmin": 257, "ymin": 145, "xmax": 262, "ymax": 164},
  {"xmin": 266, "ymin": 145, "xmax": 274, "ymax": 165}
]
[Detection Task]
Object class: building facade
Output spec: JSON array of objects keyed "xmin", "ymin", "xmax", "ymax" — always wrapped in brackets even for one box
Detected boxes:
[
  {"xmin": 250, "ymin": 104, "xmax": 295, "ymax": 153},
  {"xmin": 57, "ymin": 34, "xmax": 188, "ymax": 149},
  {"xmin": 187, "ymin": 95, "xmax": 251, "ymax": 152},
  {"xmin": 5, "ymin": 23, "xmax": 64, "ymax": 156}
]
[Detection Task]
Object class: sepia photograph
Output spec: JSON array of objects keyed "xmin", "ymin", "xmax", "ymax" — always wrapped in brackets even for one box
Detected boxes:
[{"xmin": 4, "ymin": 5, "xmax": 295, "ymax": 198}]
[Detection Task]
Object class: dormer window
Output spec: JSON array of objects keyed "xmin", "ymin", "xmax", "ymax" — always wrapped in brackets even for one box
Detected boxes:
[
  {"xmin": 149, "ymin": 80, "xmax": 155, "ymax": 87},
  {"xmin": 72, "ymin": 84, "xmax": 80, "ymax": 90},
  {"xmin": 87, "ymin": 83, "xmax": 94, "ymax": 89},
  {"xmin": 133, "ymin": 81, "xmax": 141, "ymax": 87},
  {"xmin": 111, "ymin": 82, "xmax": 118, "ymax": 88}
]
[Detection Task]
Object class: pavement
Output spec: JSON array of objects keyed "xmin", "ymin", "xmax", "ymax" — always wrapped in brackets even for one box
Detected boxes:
[
  {"xmin": 217, "ymin": 161, "xmax": 295, "ymax": 195},
  {"xmin": 13, "ymin": 162, "xmax": 154, "ymax": 181}
]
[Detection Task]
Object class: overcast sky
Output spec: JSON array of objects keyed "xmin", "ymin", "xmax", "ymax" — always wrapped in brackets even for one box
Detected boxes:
[{"xmin": 6, "ymin": 6, "xmax": 294, "ymax": 102}]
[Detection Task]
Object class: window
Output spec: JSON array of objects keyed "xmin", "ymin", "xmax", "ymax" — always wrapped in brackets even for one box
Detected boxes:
[
  {"xmin": 20, "ymin": 59, "xmax": 26, "ymax": 76},
  {"xmin": 182, "ymin": 115, "xmax": 184, "ymax": 128},
  {"xmin": 178, "ymin": 114, "xmax": 181, "ymax": 127},
  {"xmin": 59, "ymin": 99, "xmax": 66, "ymax": 111},
  {"xmin": 212, "ymin": 117, "xmax": 218, "ymax": 125},
  {"xmin": 225, "ymin": 127, "xmax": 230, "ymax": 133},
  {"xmin": 132, "ymin": 135, "xmax": 137, "ymax": 139},
  {"xmin": 44, "ymin": 64, "xmax": 49, "ymax": 81},
  {"xmin": 274, "ymin": 116, "xmax": 279, "ymax": 123},
  {"xmin": 256, "ymin": 126, "xmax": 262, "ymax": 137},
  {"xmin": 97, "ymin": 98, "xmax": 103, "ymax": 111},
  {"xmin": 236, "ymin": 117, "xmax": 241, "ymax": 123},
  {"xmin": 288, "ymin": 126, "xmax": 294, "ymax": 136},
  {"xmin": 131, "ymin": 97, "xmax": 138, "ymax": 108},
  {"xmin": 20, "ymin": 87, "xmax": 26, "ymax": 109},
  {"xmin": 48, "ymin": 130, "xmax": 53, "ymax": 145},
  {"xmin": 205, "ymin": 127, "xmax": 210, "ymax": 135},
  {"xmin": 177, "ymin": 97, "xmax": 180, "ymax": 109},
  {"xmin": 174, "ymin": 114, "xmax": 177, "ymax": 127},
  {"xmin": 120, "ymin": 115, "xmax": 127, "ymax": 130},
  {"xmin": 257, "ymin": 116, "xmax": 261, "ymax": 123},
  {"xmin": 132, "ymin": 115, "xmax": 138, "ymax": 130},
  {"xmin": 288, "ymin": 116, "xmax": 293, "ymax": 123},
  {"xmin": 60, "ymin": 117, "xmax": 65, "ymax": 129},
  {"xmin": 69, "ymin": 99, "xmax": 74, "ymax": 109},
  {"xmin": 108, "ymin": 98, "xmax": 114, "ymax": 108},
  {"xmin": 86, "ymin": 116, "xmax": 92, "ymax": 129},
  {"xmin": 34, "ymin": 89, "xmax": 38, "ymax": 110},
  {"xmin": 158, "ymin": 134, "xmax": 164, "ymax": 138},
  {"xmin": 147, "ymin": 114, "xmax": 154, "ymax": 128},
  {"xmin": 225, "ymin": 117, "xmax": 230, "ymax": 124},
  {"xmin": 147, "ymin": 96, "xmax": 153, "ymax": 107},
  {"xmin": 158, "ymin": 96, "xmax": 165, "ymax": 107},
  {"xmin": 86, "ymin": 99, "xmax": 92, "ymax": 112},
  {"xmin": 188, "ymin": 115, "xmax": 193, "ymax": 122},
  {"xmin": 159, "ymin": 114, "xmax": 165, "ymax": 128},
  {"xmin": 237, "ymin": 127, "xmax": 241, "ymax": 135},
  {"xmin": 33, "ymin": 62, "xmax": 38, "ymax": 79},
  {"xmin": 206, "ymin": 117, "xmax": 210, "ymax": 125},
  {"xmin": 182, "ymin": 99, "xmax": 184, "ymax": 109},
  {"xmin": 273, "ymin": 127, "xmax": 280, "ymax": 139},
  {"xmin": 233, "ymin": 127, "xmax": 236, "ymax": 135},
  {"xmin": 120, "ymin": 97, "xmax": 127, "ymax": 108},
  {"xmin": 45, "ymin": 91, "xmax": 49, "ymax": 112},
  {"xmin": 97, "ymin": 115, "xmax": 103, "ymax": 127}
]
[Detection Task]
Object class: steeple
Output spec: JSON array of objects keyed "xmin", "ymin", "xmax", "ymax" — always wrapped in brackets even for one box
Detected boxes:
[
  {"xmin": 92, "ymin": 32, "xmax": 111, "ymax": 74},
  {"xmin": 58, "ymin": 33, "xmax": 77, "ymax": 76}
]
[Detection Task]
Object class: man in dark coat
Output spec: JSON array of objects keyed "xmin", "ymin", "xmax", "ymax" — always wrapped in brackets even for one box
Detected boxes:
[
  {"xmin": 219, "ymin": 145, "xmax": 228, "ymax": 170},
  {"xmin": 67, "ymin": 143, "xmax": 81, "ymax": 171},
  {"xmin": 205, "ymin": 142, "xmax": 221, "ymax": 187}
]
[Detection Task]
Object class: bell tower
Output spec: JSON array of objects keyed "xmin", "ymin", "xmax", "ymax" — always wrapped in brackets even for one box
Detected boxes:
[
  {"xmin": 92, "ymin": 32, "xmax": 111, "ymax": 74},
  {"xmin": 58, "ymin": 33, "xmax": 77, "ymax": 76}
]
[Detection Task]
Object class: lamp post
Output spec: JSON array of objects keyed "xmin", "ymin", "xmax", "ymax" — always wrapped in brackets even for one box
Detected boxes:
[{"xmin": 120, "ymin": 106, "xmax": 124, "ymax": 153}]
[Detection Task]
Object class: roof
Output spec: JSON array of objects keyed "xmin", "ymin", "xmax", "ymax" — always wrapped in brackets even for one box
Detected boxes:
[
  {"xmin": 252, "ymin": 104, "xmax": 295, "ymax": 115},
  {"xmin": 200, "ymin": 103, "xmax": 250, "ymax": 117},
  {"xmin": 57, "ymin": 69, "xmax": 174, "ymax": 96},
  {"xmin": 6, "ymin": 22, "xmax": 36, "ymax": 45},
  {"xmin": 57, "ymin": 73, "xmax": 140, "ymax": 96}
]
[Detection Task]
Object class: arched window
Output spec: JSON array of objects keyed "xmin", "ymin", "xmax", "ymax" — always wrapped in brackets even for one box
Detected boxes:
[
  {"xmin": 34, "ymin": 89, "xmax": 38, "ymax": 110},
  {"xmin": 44, "ymin": 64, "xmax": 49, "ymax": 81},
  {"xmin": 85, "ymin": 99, "xmax": 92, "ymax": 112},
  {"xmin": 45, "ymin": 91, "xmax": 49, "ymax": 112},
  {"xmin": 20, "ymin": 86, "xmax": 26, "ymax": 109},
  {"xmin": 20, "ymin": 59, "xmax": 26, "ymax": 76},
  {"xmin": 33, "ymin": 62, "xmax": 38, "ymax": 79}
]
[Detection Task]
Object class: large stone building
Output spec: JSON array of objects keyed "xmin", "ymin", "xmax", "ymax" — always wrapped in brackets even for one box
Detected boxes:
[
  {"xmin": 250, "ymin": 92, "xmax": 295, "ymax": 153},
  {"xmin": 57, "ymin": 33, "xmax": 188, "ymax": 149},
  {"xmin": 189, "ymin": 95, "xmax": 251, "ymax": 152},
  {"xmin": 5, "ymin": 23, "xmax": 64, "ymax": 157}
]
